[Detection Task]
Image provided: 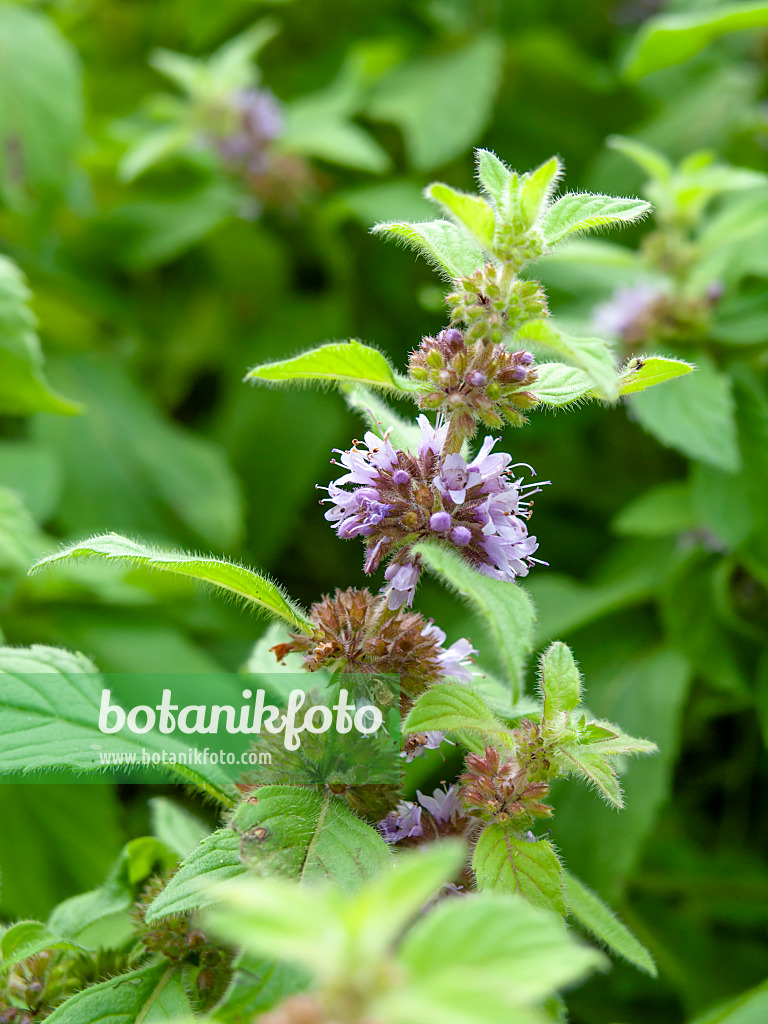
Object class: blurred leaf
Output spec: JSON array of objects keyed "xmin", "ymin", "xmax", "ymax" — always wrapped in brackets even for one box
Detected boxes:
[
  {"xmin": 367, "ymin": 37, "xmax": 503, "ymax": 171},
  {"xmin": 0, "ymin": 644, "xmax": 235, "ymax": 803},
  {"xmin": 0, "ymin": 6, "xmax": 84, "ymax": 203},
  {"xmin": 629, "ymin": 354, "xmax": 739, "ymax": 472},
  {"xmin": 149, "ymin": 796, "xmax": 211, "ymax": 858},
  {"xmin": 623, "ymin": 2, "xmax": 768, "ymax": 80},
  {"xmin": 541, "ymin": 194, "xmax": 650, "ymax": 246},
  {"xmin": 413, "ymin": 541, "xmax": 535, "ymax": 700},
  {"xmin": 32, "ymin": 355, "xmax": 243, "ymax": 549},
  {"xmin": 0, "ymin": 440, "xmax": 61, "ymax": 522},
  {"xmin": 690, "ymin": 978, "xmax": 768, "ymax": 1024},
  {"xmin": 551, "ymin": 649, "xmax": 691, "ymax": 900},
  {"xmin": 215, "ymin": 953, "xmax": 308, "ymax": 1024},
  {"xmin": 31, "ymin": 534, "xmax": 311, "ymax": 632},
  {"xmin": 0, "ymin": 256, "xmax": 80, "ymax": 416},
  {"xmin": 44, "ymin": 962, "xmax": 191, "ymax": 1023},
  {"xmin": 613, "ymin": 481, "xmax": 695, "ymax": 538},
  {"xmin": 563, "ymin": 871, "xmax": 657, "ymax": 976},
  {"xmin": 473, "ymin": 825, "xmax": 566, "ymax": 915},
  {"xmin": 246, "ymin": 340, "xmax": 401, "ymax": 390}
]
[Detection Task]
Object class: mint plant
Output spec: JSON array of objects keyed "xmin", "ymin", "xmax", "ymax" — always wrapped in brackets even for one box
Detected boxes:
[{"xmin": 0, "ymin": 148, "xmax": 696, "ymax": 1021}]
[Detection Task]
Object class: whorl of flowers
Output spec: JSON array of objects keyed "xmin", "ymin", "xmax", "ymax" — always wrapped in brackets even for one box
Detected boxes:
[
  {"xmin": 446, "ymin": 264, "xmax": 549, "ymax": 344},
  {"xmin": 459, "ymin": 746, "xmax": 552, "ymax": 823},
  {"xmin": 409, "ymin": 327, "xmax": 539, "ymax": 434},
  {"xmin": 322, "ymin": 415, "xmax": 542, "ymax": 609},
  {"xmin": 271, "ymin": 587, "xmax": 475, "ymax": 698}
]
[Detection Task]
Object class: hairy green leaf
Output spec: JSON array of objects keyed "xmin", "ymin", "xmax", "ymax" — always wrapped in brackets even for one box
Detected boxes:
[
  {"xmin": 232, "ymin": 786, "xmax": 391, "ymax": 888},
  {"xmin": 516, "ymin": 320, "xmax": 618, "ymax": 402},
  {"xmin": 44, "ymin": 962, "xmax": 191, "ymax": 1023},
  {"xmin": 618, "ymin": 355, "xmax": 694, "ymax": 395},
  {"xmin": 403, "ymin": 682, "xmax": 509, "ymax": 750},
  {"xmin": 553, "ymin": 744, "xmax": 623, "ymax": 808},
  {"xmin": 30, "ymin": 534, "xmax": 312, "ymax": 633},
  {"xmin": 527, "ymin": 363, "xmax": 596, "ymax": 407},
  {"xmin": 145, "ymin": 827, "xmax": 243, "ymax": 923},
  {"xmin": 473, "ymin": 824, "xmax": 566, "ymax": 915},
  {"xmin": 539, "ymin": 642, "xmax": 581, "ymax": 724},
  {"xmin": 541, "ymin": 193, "xmax": 651, "ymax": 245},
  {"xmin": 519, "ymin": 156, "xmax": 563, "ymax": 229},
  {"xmin": 245, "ymin": 341, "xmax": 400, "ymax": 391},
  {"xmin": 475, "ymin": 148, "xmax": 511, "ymax": 206},
  {"xmin": 413, "ymin": 541, "xmax": 535, "ymax": 700},
  {"xmin": 371, "ymin": 219, "xmax": 486, "ymax": 279},
  {"xmin": 0, "ymin": 921, "xmax": 84, "ymax": 976},
  {"xmin": 564, "ymin": 871, "xmax": 657, "ymax": 976},
  {"xmin": 426, "ymin": 183, "xmax": 496, "ymax": 249}
]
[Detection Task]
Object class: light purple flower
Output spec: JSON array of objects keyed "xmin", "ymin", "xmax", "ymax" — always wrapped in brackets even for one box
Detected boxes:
[
  {"xmin": 417, "ymin": 785, "xmax": 462, "ymax": 827},
  {"xmin": 402, "ymin": 729, "xmax": 449, "ymax": 762},
  {"xmin": 592, "ymin": 283, "xmax": 665, "ymax": 340},
  {"xmin": 421, "ymin": 624, "xmax": 475, "ymax": 683},
  {"xmin": 379, "ymin": 801, "xmax": 424, "ymax": 844},
  {"xmin": 215, "ymin": 88, "xmax": 283, "ymax": 176},
  {"xmin": 322, "ymin": 416, "xmax": 543, "ymax": 607}
]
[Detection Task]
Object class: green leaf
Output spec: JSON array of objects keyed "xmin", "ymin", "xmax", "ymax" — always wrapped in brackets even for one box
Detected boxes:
[
  {"xmin": 403, "ymin": 682, "xmax": 509, "ymax": 750},
  {"xmin": 413, "ymin": 541, "xmax": 535, "ymax": 701},
  {"xmin": 613, "ymin": 481, "xmax": 695, "ymax": 538},
  {"xmin": 539, "ymin": 642, "xmax": 581, "ymax": 724},
  {"xmin": 426, "ymin": 183, "xmax": 496, "ymax": 249},
  {"xmin": 0, "ymin": 921, "xmax": 84, "ymax": 975},
  {"xmin": 31, "ymin": 354, "xmax": 242, "ymax": 548},
  {"xmin": 606, "ymin": 136, "xmax": 673, "ymax": 184},
  {"xmin": 563, "ymin": 871, "xmax": 657, "ymax": 976},
  {"xmin": 149, "ymin": 797, "xmax": 210, "ymax": 859},
  {"xmin": 145, "ymin": 827, "xmax": 244, "ymax": 923},
  {"xmin": 475, "ymin": 148, "xmax": 511, "ymax": 206},
  {"xmin": 214, "ymin": 953, "xmax": 309, "ymax": 1024},
  {"xmin": 629, "ymin": 354, "xmax": 739, "ymax": 471},
  {"xmin": 282, "ymin": 108, "xmax": 390, "ymax": 174},
  {"xmin": 231, "ymin": 786, "xmax": 391, "ymax": 887},
  {"xmin": 367, "ymin": 36, "xmax": 503, "ymax": 171},
  {"xmin": 396, "ymin": 891, "xmax": 604, "ymax": 1012},
  {"xmin": 519, "ymin": 156, "xmax": 563, "ymax": 230},
  {"xmin": 245, "ymin": 341, "xmax": 401, "ymax": 391},
  {"xmin": 44, "ymin": 962, "xmax": 191, "ymax": 1023},
  {"xmin": 473, "ymin": 824, "xmax": 566, "ymax": 914},
  {"xmin": 0, "ymin": 7, "xmax": 84, "ymax": 203},
  {"xmin": 371, "ymin": 219, "xmax": 486, "ymax": 279},
  {"xmin": 618, "ymin": 355, "xmax": 694, "ymax": 395},
  {"xmin": 623, "ymin": 2, "xmax": 768, "ymax": 80},
  {"xmin": 516, "ymin": 320, "xmax": 618, "ymax": 402},
  {"xmin": 0, "ymin": 645, "xmax": 234, "ymax": 805},
  {"xmin": 343, "ymin": 385, "xmax": 423, "ymax": 452},
  {"xmin": 30, "ymin": 534, "xmax": 312, "ymax": 633},
  {"xmin": 0, "ymin": 257, "xmax": 81, "ymax": 417},
  {"xmin": 689, "ymin": 977, "xmax": 768, "ymax": 1024},
  {"xmin": 527, "ymin": 363, "xmax": 595, "ymax": 408},
  {"xmin": 553, "ymin": 744, "xmax": 623, "ymax": 808},
  {"xmin": 541, "ymin": 193, "xmax": 651, "ymax": 246}
]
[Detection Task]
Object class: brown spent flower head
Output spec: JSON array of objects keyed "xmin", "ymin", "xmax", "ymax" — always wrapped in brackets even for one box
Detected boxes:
[
  {"xmin": 446, "ymin": 263, "xmax": 549, "ymax": 344},
  {"xmin": 271, "ymin": 587, "xmax": 473, "ymax": 699},
  {"xmin": 409, "ymin": 326, "xmax": 539, "ymax": 433},
  {"xmin": 459, "ymin": 746, "xmax": 552, "ymax": 823}
]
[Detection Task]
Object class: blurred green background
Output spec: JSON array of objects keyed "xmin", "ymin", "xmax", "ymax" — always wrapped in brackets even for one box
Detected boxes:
[{"xmin": 1, "ymin": 1, "xmax": 768, "ymax": 1021}]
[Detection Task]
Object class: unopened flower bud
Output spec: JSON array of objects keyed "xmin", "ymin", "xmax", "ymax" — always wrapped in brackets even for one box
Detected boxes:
[{"xmin": 430, "ymin": 511, "xmax": 452, "ymax": 532}]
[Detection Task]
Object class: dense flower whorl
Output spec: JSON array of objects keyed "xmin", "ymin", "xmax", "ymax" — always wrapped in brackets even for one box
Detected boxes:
[
  {"xmin": 322, "ymin": 416, "xmax": 542, "ymax": 609},
  {"xmin": 271, "ymin": 588, "xmax": 475, "ymax": 697},
  {"xmin": 214, "ymin": 87, "xmax": 283, "ymax": 177}
]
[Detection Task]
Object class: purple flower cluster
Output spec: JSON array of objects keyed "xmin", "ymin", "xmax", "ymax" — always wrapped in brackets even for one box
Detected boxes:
[
  {"xmin": 322, "ymin": 415, "xmax": 542, "ymax": 609},
  {"xmin": 215, "ymin": 88, "xmax": 283, "ymax": 177}
]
